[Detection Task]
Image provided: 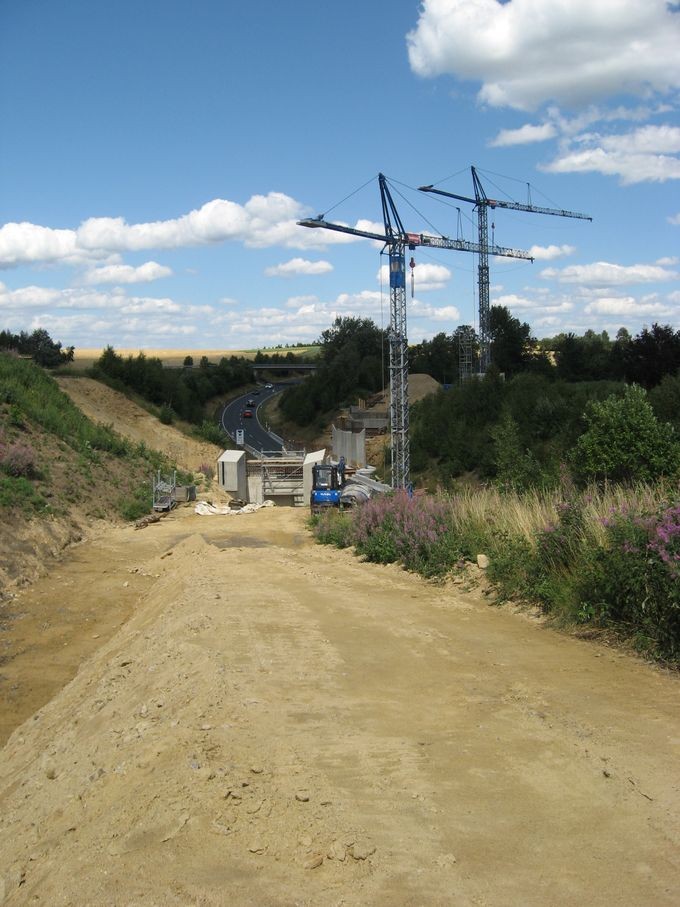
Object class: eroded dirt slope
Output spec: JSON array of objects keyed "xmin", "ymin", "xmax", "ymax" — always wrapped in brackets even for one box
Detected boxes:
[
  {"xmin": 0, "ymin": 377, "xmax": 224, "ymax": 597},
  {"xmin": 56, "ymin": 376, "xmax": 222, "ymax": 475},
  {"xmin": 1, "ymin": 506, "xmax": 678, "ymax": 905}
]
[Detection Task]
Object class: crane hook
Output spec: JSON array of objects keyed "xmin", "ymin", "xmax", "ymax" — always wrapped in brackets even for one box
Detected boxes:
[{"xmin": 409, "ymin": 256, "xmax": 416, "ymax": 299}]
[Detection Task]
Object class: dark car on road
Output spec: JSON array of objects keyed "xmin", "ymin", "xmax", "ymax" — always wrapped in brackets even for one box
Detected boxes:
[
  {"xmin": 246, "ymin": 399, "xmax": 256, "ymax": 407},
  {"xmin": 242, "ymin": 410, "xmax": 253, "ymax": 418}
]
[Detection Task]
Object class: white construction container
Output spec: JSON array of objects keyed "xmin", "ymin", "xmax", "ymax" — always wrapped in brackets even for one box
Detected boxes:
[{"xmin": 217, "ymin": 450, "xmax": 248, "ymax": 501}]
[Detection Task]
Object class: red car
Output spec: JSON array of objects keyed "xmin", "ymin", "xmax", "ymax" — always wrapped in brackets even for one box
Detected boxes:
[{"xmin": 242, "ymin": 410, "xmax": 253, "ymax": 419}]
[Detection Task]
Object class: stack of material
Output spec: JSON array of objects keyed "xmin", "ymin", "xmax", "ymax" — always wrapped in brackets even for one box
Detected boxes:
[{"xmin": 340, "ymin": 469, "xmax": 390, "ymax": 507}]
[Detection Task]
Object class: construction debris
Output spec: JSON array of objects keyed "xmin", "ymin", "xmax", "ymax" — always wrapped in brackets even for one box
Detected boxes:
[{"xmin": 194, "ymin": 500, "xmax": 275, "ymax": 516}]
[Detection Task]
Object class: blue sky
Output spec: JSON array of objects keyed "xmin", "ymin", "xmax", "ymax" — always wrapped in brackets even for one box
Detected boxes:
[{"xmin": 1, "ymin": 0, "xmax": 679, "ymax": 351}]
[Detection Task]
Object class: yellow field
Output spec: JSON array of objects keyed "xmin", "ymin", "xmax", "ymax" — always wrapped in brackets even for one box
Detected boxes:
[{"xmin": 71, "ymin": 347, "xmax": 320, "ymax": 370}]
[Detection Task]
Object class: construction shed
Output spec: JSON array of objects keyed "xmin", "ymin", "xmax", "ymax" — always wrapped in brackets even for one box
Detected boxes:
[{"xmin": 217, "ymin": 450, "xmax": 248, "ymax": 501}]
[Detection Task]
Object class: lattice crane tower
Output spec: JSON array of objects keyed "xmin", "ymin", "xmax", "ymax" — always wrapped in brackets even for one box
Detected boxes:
[
  {"xmin": 420, "ymin": 167, "xmax": 592, "ymax": 377},
  {"xmin": 298, "ymin": 173, "xmax": 533, "ymax": 489}
]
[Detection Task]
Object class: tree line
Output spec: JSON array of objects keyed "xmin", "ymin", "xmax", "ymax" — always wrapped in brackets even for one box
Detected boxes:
[
  {"xmin": 278, "ymin": 311, "xmax": 680, "ymax": 488},
  {"xmin": 279, "ymin": 317, "xmax": 384, "ymax": 426},
  {"xmin": 410, "ymin": 310, "xmax": 680, "ymax": 387},
  {"xmin": 93, "ymin": 346, "xmax": 253, "ymax": 424},
  {"xmin": 0, "ymin": 328, "xmax": 75, "ymax": 367}
]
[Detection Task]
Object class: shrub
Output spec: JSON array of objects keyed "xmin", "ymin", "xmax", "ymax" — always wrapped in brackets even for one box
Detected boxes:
[
  {"xmin": 491, "ymin": 411, "xmax": 545, "ymax": 491},
  {"xmin": 534, "ymin": 495, "xmax": 587, "ymax": 573},
  {"xmin": 8, "ymin": 404, "xmax": 24, "ymax": 427},
  {"xmin": 312, "ymin": 509, "xmax": 354, "ymax": 548},
  {"xmin": 570, "ymin": 384, "xmax": 680, "ymax": 484},
  {"xmin": 0, "ymin": 441, "xmax": 38, "ymax": 477},
  {"xmin": 117, "ymin": 482, "xmax": 152, "ymax": 521},
  {"xmin": 576, "ymin": 501, "xmax": 680, "ymax": 658},
  {"xmin": 0, "ymin": 475, "xmax": 46, "ymax": 511},
  {"xmin": 485, "ymin": 531, "xmax": 536, "ymax": 603},
  {"xmin": 196, "ymin": 420, "xmax": 227, "ymax": 446},
  {"xmin": 159, "ymin": 404, "xmax": 174, "ymax": 425},
  {"xmin": 353, "ymin": 491, "xmax": 461, "ymax": 577}
]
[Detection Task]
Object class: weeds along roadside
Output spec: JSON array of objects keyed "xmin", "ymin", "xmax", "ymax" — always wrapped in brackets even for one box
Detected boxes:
[{"xmin": 311, "ymin": 482, "xmax": 680, "ymax": 663}]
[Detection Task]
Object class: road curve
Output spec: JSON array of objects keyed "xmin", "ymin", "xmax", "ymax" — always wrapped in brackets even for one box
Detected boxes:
[{"xmin": 219, "ymin": 384, "xmax": 285, "ymax": 453}]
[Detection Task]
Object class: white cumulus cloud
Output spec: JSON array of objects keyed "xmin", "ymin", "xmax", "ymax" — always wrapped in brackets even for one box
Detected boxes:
[
  {"xmin": 493, "ymin": 292, "xmax": 574, "ymax": 314},
  {"xmin": 378, "ymin": 261, "xmax": 451, "ymax": 292},
  {"xmin": 584, "ymin": 296, "xmax": 674, "ymax": 316},
  {"xmin": 407, "ymin": 0, "xmax": 680, "ymax": 111},
  {"xmin": 264, "ymin": 258, "xmax": 333, "ymax": 277},
  {"xmin": 0, "ymin": 192, "xmax": 369, "ymax": 270},
  {"xmin": 598, "ymin": 124, "xmax": 680, "ymax": 155},
  {"xmin": 489, "ymin": 123, "xmax": 558, "ymax": 147},
  {"xmin": 411, "ymin": 300, "xmax": 460, "ymax": 321},
  {"xmin": 541, "ymin": 261, "xmax": 679, "ymax": 285},
  {"xmin": 543, "ymin": 147, "xmax": 680, "ymax": 184},
  {"xmin": 75, "ymin": 193, "xmax": 304, "ymax": 252},
  {"xmin": 82, "ymin": 261, "xmax": 173, "ymax": 285},
  {"xmin": 543, "ymin": 124, "xmax": 680, "ymax": 184},
  {"xmin": 528, "ymin": 244, "xmax": 575, "ymax": 261},
  {"xmin": 0, "ymin": 222, "xmax": 102, "ymax": 269}
]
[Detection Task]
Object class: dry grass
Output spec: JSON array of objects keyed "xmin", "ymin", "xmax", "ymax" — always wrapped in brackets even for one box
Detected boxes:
[
  {"xmin": 448, "ymin": 486, "xmax": 557, "ymax": 545},
  {"xmin": 446, "ymin": 482, "xmax": 675, "ymax": 549}
]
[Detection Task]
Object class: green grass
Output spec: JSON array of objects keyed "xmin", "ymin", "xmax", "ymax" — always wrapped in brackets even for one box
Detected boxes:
[
  {"xmin": 0, "ymin": 475, "xmax": 47, "ymax": 512},
  {"xmin": 1, "ymin": 354, "xmax": 131, "ymax": 457},
  {"xmin": 0, "ymin": 352, "xmax": 180, "ymax": 522}
]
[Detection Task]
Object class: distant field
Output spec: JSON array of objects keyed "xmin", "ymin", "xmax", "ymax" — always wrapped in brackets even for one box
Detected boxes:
[{"xmin": 71, "ymin": 347, "xmax": 321, "ymax": 370}]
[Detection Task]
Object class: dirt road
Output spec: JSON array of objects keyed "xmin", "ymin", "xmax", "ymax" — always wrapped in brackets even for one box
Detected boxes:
[{"xmin": 1, "ymin": 505, "xmax": 679, "ymax": 905}]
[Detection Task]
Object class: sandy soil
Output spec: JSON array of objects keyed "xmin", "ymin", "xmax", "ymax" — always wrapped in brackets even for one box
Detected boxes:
[
  {"xmin": 1, "ymin": 504, "xmax": 679, "ymax": 905},
  {"xmin": 56, "ymin": 377, "xmax": 222, "ymax": 475}
]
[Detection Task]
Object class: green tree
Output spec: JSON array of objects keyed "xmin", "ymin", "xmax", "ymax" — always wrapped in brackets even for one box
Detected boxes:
[
  {"xmin": 609, "ymin": 326, "xmax": 631, "ymax": 380},
  {"xmin": 623, "ymin": 323, "xmax": 680, "ymax": 388},
  {"xmin": 491, "ymin": 411, "xmax": 543, "ymax": 491},
  {"xmin": 319, "ymin": 316, "xmax": 384, "ymax": 370},
  {"xmin": 555, "ymin": 333, "xmax": 587, "ymax": 381},
  {"xmin": 489, "ymin": 305, "xmax": 535, "ymax": 376},
  {"xmin": 409, "ymin": 331, "xmax": 457, "ymax": 383},
  {"xmin": 649, "ymin": 372, "xmax": 680, "ymax": 432},
  {"xmin": 570, "ymin": 384, "xmax": 680, "ymax": 484}
]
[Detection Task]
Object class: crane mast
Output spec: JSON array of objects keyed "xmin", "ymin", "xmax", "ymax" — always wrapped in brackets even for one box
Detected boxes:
[
  {"xmin": 379, "ymin": 173, "xmax": 410, "ymax": 492},
  {"xmin": 298, "ymin": 173, "xmax": 533, "ymax": 489},
  {"xmin": 420, "ymin": 166, "xmax": 591, "ymax": 377}
]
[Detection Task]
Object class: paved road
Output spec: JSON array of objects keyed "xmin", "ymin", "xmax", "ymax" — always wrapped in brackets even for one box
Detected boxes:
[{"xmin": 219, "ymin": 384, "xmax": 285, "ymax": 453}]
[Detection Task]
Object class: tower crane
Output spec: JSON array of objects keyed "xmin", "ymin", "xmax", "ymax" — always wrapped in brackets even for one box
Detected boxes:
[
  {"xmin": 298, "ymin": 173, "xmax": 533, "ymax": 490},
  {"xmin": 419, "ymin": 166, "xmax": 592, "ymax": 376}
]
